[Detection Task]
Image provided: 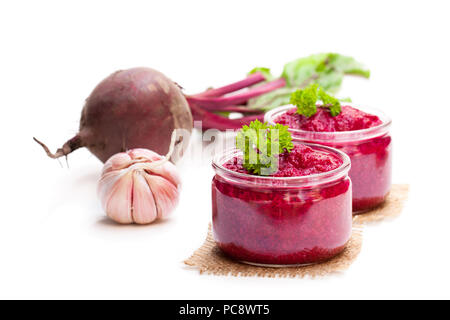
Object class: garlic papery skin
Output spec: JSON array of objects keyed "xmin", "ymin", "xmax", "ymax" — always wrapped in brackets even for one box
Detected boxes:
[{"xmin": 97, "ymin": 148, "xmax": 181, "ymax": 225}]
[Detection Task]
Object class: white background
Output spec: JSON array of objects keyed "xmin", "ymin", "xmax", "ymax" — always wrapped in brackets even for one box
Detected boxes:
[{"xmin": 1, "ymin": 0, "xmax": 449, "ymax": 299}]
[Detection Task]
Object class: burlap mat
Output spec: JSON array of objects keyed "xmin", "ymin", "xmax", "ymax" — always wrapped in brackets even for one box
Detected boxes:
[
  {"xmin": 184, "ymin": 184, "xmax": 409, "ymax": 277},
  {"xmin": 184, "ymin": 224, "xmax": 363, "ymax": 278},
  {"xmin": 353, "ymin": 184, "xmax": 409, "ymax": 224}
]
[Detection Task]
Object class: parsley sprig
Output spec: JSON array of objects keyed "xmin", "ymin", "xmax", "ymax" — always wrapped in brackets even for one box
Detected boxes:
[
  {"xmin": 290, "ymin": 84, "xmax": 341, "ymax": 117},
  {"xmin": 235, "ymin": 120, "xmax": 293, "ymax": 176}
]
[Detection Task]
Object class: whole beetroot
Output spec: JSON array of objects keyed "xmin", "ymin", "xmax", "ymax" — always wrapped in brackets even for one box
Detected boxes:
[{"xmin": 34, "ymin": 67, "xmax": 193, "ymax": 163}]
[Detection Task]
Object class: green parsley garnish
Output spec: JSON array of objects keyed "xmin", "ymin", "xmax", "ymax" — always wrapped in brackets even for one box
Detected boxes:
[
  {"xmin": 318, "ymin": 87, "xmax": 341, "ymax": 116},
  {"xmin": 235, "ymin": 120, "xmax": 293, "ymax": 176},
  {"xmin": 290, "ymin": 84, "xmax": 342, "ymax": 117},
  {"xmin": 289, "ymin": 83, "xmax": 319, "ymax": 117}
]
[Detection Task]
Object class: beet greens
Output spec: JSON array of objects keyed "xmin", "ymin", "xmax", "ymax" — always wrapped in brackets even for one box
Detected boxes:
[{"xmin": 186, "ymin": 53, "xmax": 370, "ymax": 130}]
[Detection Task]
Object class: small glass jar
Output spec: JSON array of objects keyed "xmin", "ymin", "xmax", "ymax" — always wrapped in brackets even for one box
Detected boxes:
[
  {"xmin": 211, "ymin": 143, "xmax": 352, "ymax": 266},
  {"xmin": 265, "ymin": 105, "xmax": 392, "ymax": 213}
]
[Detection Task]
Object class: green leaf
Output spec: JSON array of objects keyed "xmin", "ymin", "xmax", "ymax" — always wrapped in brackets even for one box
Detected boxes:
[
  {"xmin": 290, "ymin": 83, "xmax": 318, "ymax": 117},
  {"xmin": 316, "ymin": 72, "xmax": 343, "ymax": 93},
  {"xmin": 246, "ymin": 53, "xmax": 369, "ymax": 112},
  {"xmin": 235, "ymin": 120, "xmax": 293, "ymax": 176},
  {"xmin": 281, "ymin": 53, "xmax": 329, "ymax": 87},
  {"xmin": 318, "ymin": 87, "xmax": 341, "ymax": 117},
  {"xmin": 327, "ymin": 54, "xmax": 370, "ymax": 78},
  {"xmin": 290, "ymin": 84, "xmax": 342, "ymax": 117},
  {"xmin": 247, "ymin": 87, "xmax": 296, "ymax": 111},
  {"xmin": 248, "ymin": 67, "xmax": 274, "ymax": 81},
  {"xmin": 281, "ymin": 53, "xmax": 369, "ymax": 88}
]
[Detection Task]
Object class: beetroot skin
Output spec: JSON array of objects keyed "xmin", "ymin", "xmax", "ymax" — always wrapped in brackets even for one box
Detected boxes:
[{"xmin": 35, "ymin": 67, "xmax": 193, "ymax": 163}]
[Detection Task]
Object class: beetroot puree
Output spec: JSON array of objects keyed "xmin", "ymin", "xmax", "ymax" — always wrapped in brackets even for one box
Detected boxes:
[
  {"xmin": 273, "ymin": 106, "xmax": 392, "ymax": 213},
  {"xmin": 223, "ymin": 144, "xmax": 342, "ymax": 177},
  {"xmin": 212, "ymin": 144, "xmax": 352, "ymax": 265},
  {"xmin": 275, "ymin": 106, "xmax": 382, "ymax": 132}
]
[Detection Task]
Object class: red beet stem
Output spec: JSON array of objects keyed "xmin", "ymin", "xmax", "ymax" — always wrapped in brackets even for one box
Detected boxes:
[
  {"xmin": 190, "ymin": 103, "xmax": 264, "ymax": 131},
  {"xmin": 215, "ymin": 105, "xmax": 264, "ymax": 114},
  {"xmin": 194, "ymin": 104, "xmax": 264, "ymax": 113},
  {"xmin": 187, "ymin": 78, "xmax": 286, "ymax": 108},
  {"xmin": 33, "ymin": 135, "xmax": 83, "ymax": 159},
  {"xmin": 192, "ymin": 72, "xmax": 266, "ymax": 98}
]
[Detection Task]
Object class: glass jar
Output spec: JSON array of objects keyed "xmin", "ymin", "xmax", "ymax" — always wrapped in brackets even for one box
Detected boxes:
[
  {"xmin": 211, "ymin": 143, "xmax": 352, "ymax": 266},
  {"xmin": 265, "ymin": 105, "xmax": 392, "ymax": 213}
]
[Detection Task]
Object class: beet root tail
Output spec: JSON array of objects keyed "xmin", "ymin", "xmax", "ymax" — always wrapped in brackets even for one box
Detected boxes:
[{"xmin": 33, "ymin": 135, "xmax": 83, "ymax": 159}]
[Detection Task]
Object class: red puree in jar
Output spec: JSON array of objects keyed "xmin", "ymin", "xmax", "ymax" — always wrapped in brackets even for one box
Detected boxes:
[
  {"xmin": 276, "ymin": 106, "xmax": 382, "ymax": 132},
  {"xmin": 212, "ymin": 143, "xmax": 352, "ymax": 265},
  {"xmin": 223, "ymin": 144, "xmax": 342, "ymax": 177},
  {"xmin": 274, "ymin": 106, "xmax": 392, "ymax": 213}
]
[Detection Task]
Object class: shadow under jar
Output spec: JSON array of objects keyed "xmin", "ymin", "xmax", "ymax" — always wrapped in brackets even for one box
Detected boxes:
[
  {"xmin": 265, "ymin": 105, "xmax": 392, "ymax": 214},
  {"xmin": 211, "ymin": 143, "xmax": 352, "ymax": 266}
]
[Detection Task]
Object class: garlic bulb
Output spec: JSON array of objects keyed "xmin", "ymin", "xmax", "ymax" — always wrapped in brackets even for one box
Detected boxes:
[{"xmin": 97, "ymin": 147, "xmax": 181, "ymax": 224}]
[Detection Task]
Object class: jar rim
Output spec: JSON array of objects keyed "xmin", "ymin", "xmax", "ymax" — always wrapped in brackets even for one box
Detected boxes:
[
  {"xmin": 264, "ymin": 104, "xmax": 392, "ymax": 143},
  {"xmin": 212, "ymin": 142, "xmax": 351, "ymax": 188}
]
